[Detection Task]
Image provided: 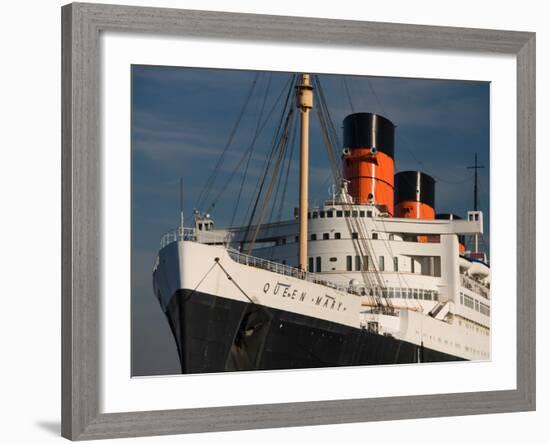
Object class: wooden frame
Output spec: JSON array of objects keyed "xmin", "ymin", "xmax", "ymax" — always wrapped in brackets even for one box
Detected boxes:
[{"xmin": 61, "ymin": 2, "xmax": 536, "ymax": 440}]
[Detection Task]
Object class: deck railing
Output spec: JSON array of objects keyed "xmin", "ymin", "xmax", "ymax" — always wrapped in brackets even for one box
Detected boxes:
[
  {"xmin": 225, "ymin": 249, "xmax": 357, "ymax": 293},
  {"xmin": 159, "ymin": 227, "xmax": 233, "ymax": 249},
  {"xmin": 460, "ymin": 274, "xmax": 490, "ymax": 299}
]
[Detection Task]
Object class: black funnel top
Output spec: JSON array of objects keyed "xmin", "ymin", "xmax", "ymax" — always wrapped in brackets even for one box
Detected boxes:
[
  {"xmin": 343, "ymin": 113, "xmax": 395, "ymax": 158},
  {"xmin": 394, "ymin": 171, "xmax": 435, "ymax": 208}
]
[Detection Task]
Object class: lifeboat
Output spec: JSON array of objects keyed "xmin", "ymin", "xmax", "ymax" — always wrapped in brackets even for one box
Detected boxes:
[{"xmin": 470, "ymin": 261, "xmax": 489, "ymax": 279}]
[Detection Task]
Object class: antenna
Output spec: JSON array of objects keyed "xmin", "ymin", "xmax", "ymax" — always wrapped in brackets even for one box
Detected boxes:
[
  {"xmin": 179, "ymin": 177, "xmax": 184, "ymax": 232},
  {"xmin": 329, "ymin": 184, "xmax": 337, "ymax": 205},
  {"xmin": 467, "ymin": 154, "xmax": 485, "ymax": 254},
  {"xmin": 467, "ymin": 153, "xmax": 485, "ymax": 211}
]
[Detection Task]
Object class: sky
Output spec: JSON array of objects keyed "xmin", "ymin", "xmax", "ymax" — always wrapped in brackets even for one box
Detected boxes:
[{"xmin": 131, "ymin": 65, "xmax": 490, "ymax": 376}]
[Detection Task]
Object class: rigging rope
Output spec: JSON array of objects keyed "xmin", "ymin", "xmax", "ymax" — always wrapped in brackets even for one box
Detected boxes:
[
  {"xmin": 205, "ymin": 75, "xmax": 295, "ymax": 215},
  {"xmin": 240, "ymin": 75, "xmax": 297, "ymax": 242},
  {"xmin": 196, "ymin": 72, "xmax": 259, "ymax": 211},
  {"xmin": 230, "ymin": 74, "xmax": 273, "ymax": 228},
  {"xmin": 245, "ymin": 107, "xmax": 296, "ymax": 254}
]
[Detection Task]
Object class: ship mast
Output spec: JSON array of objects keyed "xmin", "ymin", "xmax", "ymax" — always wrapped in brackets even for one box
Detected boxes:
[
  {"xmin": 296, "ymin": 74, "xmax": 313, "ymax": 272},
  {"xmin": 467, "ymin": 153, "xmax": 484, "ymax": 253}
]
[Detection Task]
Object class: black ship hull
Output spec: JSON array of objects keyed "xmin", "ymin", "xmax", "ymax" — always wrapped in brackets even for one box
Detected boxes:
[{"xmin": 164, "ymin": 289, "xmax": 464, "ymax": 374}]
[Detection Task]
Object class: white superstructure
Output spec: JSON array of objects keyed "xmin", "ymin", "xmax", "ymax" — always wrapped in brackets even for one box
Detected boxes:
[{"xmin": 156, "ymin": 187, "xmax": 490, "ymax": 361}]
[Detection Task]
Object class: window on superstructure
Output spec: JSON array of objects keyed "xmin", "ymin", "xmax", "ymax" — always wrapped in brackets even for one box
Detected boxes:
[
  {"xmin": 352, "ymin": 210, "xmax": 358, "ymax": 217},
  {"xmin": 327, "ymin": 211, "xmax": 333, "ymax": 218},
  {"xmin": 388, "ymin": 288, "xmax": 395, "ymax": 298},
  {"xmin": 393, "ymin": 257, "xmax": 399, "ymax": 271},
  {"xmin": 360, "ymin": 210, "xmax": 365, "ymax": 217},
  {"xmin": 411, "ymin": 258, "xmax": 415, "ymax": 273},
  {"xmin": 198, "ymin": 223, "xmax": 203, "ymax": 230},
  {"xmin": 323, "ymin": 233, "xmax": 329, "ymax": 240},
  {"xmin": 334, "ymin": 232, "xmax": 341, "ymax": 240},
  {"xmin": 295, "ymin": 236, "xmax": 299, "ymax": 242},
  {"xmin": 362, "ymin": 256, "xmax": 369, "ymax": 271},
  {"xmin": 367, "ymin": 210, "xmax": 373, "ymax": 217},
  {"xmin": 316, "ymin": 256, "xmax": 322, "ymax": 272},
  {"xmin": 311, "ymin": 234, "xmax": 317, "ymax": 241},
  {"xmin": 312, "ymin": 211, "xmax": 318, "ymax": 218},
  {"xmin": 352, "ymin": 232, "xmax": 358, "ymax": 239},
  {"xmin": 408, "ymin": 289, "xmax": 413, "ymax": 299},
  {"xmin": 329, "ymin": 257, "xmax": 337, "ymax": 262},
  {"xmin": 389, "ymin": 234, "xmax": 395, "ymax": 241},
  {"xmin": 307, "ymin": 212, "xmax": 311, "ymax": 219},
  {"xmin": 346, "ymin": 255, "xmax": 352, "ymax": 271},
  {"xmin": 379, "ymin": 256, "xmax": 385, "ymax": 271},
  {"xmin": 345, "ymin": 210, "xmax": 351, "ymax": 217},
  {"xmin": 281, "ymin": 238, "xmax": 286, "ymax": 245},
  {"xmin": 337, "ymin": 210, "xmax": 343, "ymax": 217},
  {"xmin": 372, "ymin": 232, "xmax": 378, "ymax": 240},
  {"xmin": 308, "ymin": 257, "xmax": 314, "ymax": 272},
  {"xmin": 355, "ymin": 255, "xmax": 361, "ymax": 271},
  {"xmin": 413, "ymin": 289, "xmax": 419, "ymax": 299},
  {"xmin": 320, "ymin": 211, "xmax": 325, "ymax": 218}
]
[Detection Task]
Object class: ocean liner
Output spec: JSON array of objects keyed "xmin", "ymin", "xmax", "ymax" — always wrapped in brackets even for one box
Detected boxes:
[{"xmin": 152, "ymin": 74, "xmax": 490, "ymax": 374}]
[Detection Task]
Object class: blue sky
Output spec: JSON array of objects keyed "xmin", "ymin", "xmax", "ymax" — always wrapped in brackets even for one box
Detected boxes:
[{"xmin": 131, "ymin": 65, "xmax": 490, "ymax": 376}]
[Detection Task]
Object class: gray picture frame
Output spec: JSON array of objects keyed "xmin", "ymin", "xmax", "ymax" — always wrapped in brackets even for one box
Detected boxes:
[{"xmin": 61, "ymin": 2, "xmax": 536, "ymax": 440}]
